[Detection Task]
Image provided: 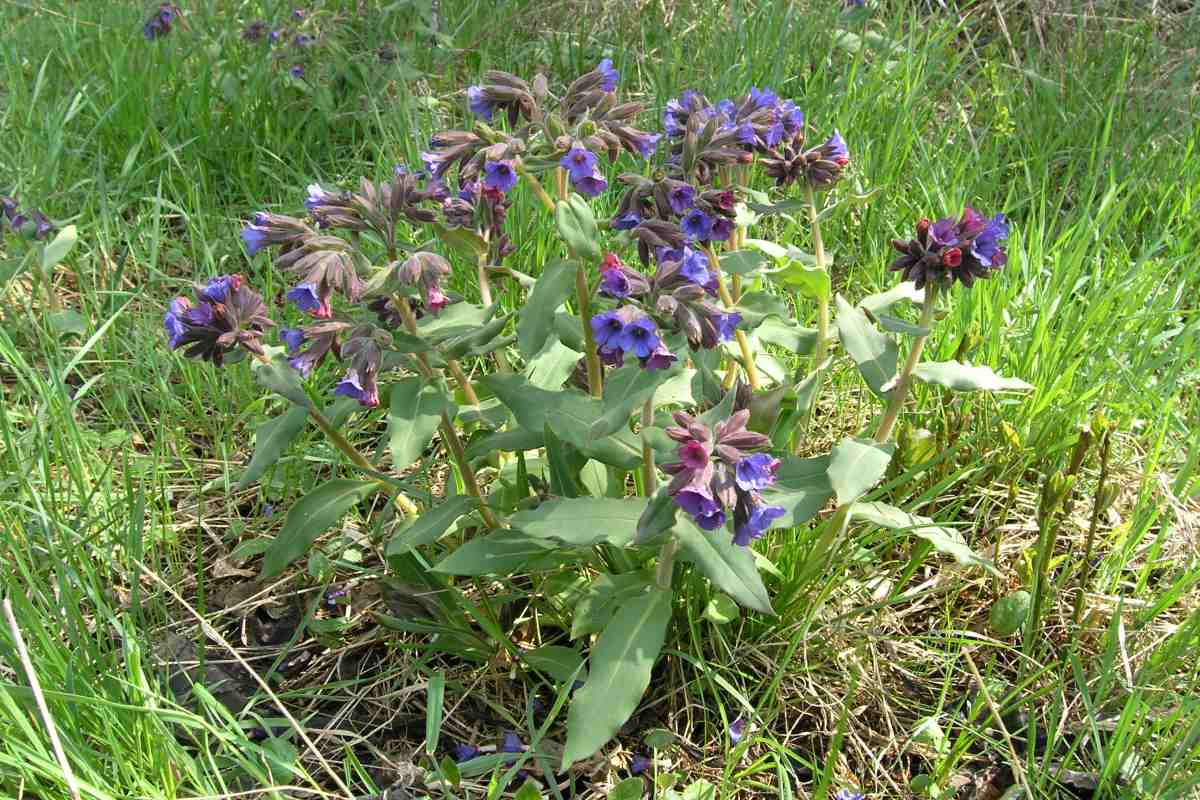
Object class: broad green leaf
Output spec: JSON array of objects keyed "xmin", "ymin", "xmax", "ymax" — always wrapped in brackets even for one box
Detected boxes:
[
  {"xmin": 571, "ymin": 572, "xmax": 656, "ymax": 639},
  {"xmin": 431, "ymin": 529, "xmax": 567, "ymax": 576},
  {"xmin": 850, "ymin": 501, "xmax": 998, "ymax": 574},
  {"xmin": 733, "ymin": 291, "xmax": 791, "ymax": 329},
  {"xmin": 553, "ymin": 311, "xmax": 585, "ymax": 351},
  {"xmin": 826, "ymin": 436, "xmax": 894, "ymax": 505},
  {"xmin": 675, "ymin": 520, "xmax": 773, "ymax": 614},
  {"xmin": 41, "ymin": 224, "xmax": 78, "ymax": 271},
  {"xmin": 859, "ymin": 282, "xmax": 924, "ymax": 315},
  {"xmin": 523, "ymin": 645, "xmax": 586, "ymax": 684},
  {"xmin": 513, "ymin": 781, "xmax": 543, "ymax": 800},
  {"xmin": 761, "ymin": 455, "xmax": 832, "ymax": 525},
  {"xmin": 654, "ymin": 367, "xmax": 698, "ymax": 407},
  {"xmin": 525, "ymin": 338, "xmax": 580, "ymax": 389},
  {"xmin": 510, "ymin": 497, "xmax": 649, "ymax": 547},
  {"xmin": 47, "ymin": 309, "xmax": 87, "ymax": 337},
  {"xmin": 835, "ymin": 294, "xmax": 897, "ymax": 397},
  {"xmin": 911, "ymin": 361, "xmax": 1034, "ymax": 392},
  {"xmin": 262, "ymin": 479, "xmax": 378, "ymax": 576},
  {"xmin": 517, "ymin": 259, "xmax": 576, "ymax": 358},
  {"xmin": 432, "ymin": 222, "xmax": 489, "ymax": 257},
  {"xmin": 748, "ymin": 382, "xmax": 787, "ymax": 435},
  {"xmin": 252, "ymin": 351, "xmax": 314, "ymax": 409},
  {"xmin": 747, "ymin": 197, "xmax": 809, "ymax": 217},
  {"xmin": 386, "ymin": 495, "xmax": 479, "ymax": 557},
  {"xmin": 774, "ymin": 260, "xmax": 830, "ymax": 300},
  {"xmin": 543, "ymin": 424, "xmax": 582, "ymax": 498},
  {"xmin": 698, "ymin": 385, "xmax": 738, "ymax": 428},
  {"xmin": 464, "ymin": 427, "xmax": 543, "ymax": 461},
  {"xmin": 718, "ymin": 249, "xmax": 769, "ymax": 276},
  {"xmin": 872, "ymin": 312, "xmax": 929, "ymax": 337},
  {"xmin": 742, "ymin": 237, "xmax": 789, "ymax": 259},
  {"xmin": 703, "ymin": 593, "xmax": 740, "ymax": 625},
  {"xmin": 441, "ymin": 313, "xmax": 510, "ymax": 359},
  {"xmin": 989, "ymin": 590, "xmax": 1032, "ymax": 636},
  {"xmin": 388, "ymin": 377, "xmax": 454, "ymax": 470},
  {"xmin": 755, "ymin": 317, "xmax": 818, "ymax": 355},
  {"xmin": 592, "ymin": 362, "xmax": 682, "ymax": 438},
  {"xmin": 555, "ymin": 195, "xmax": 601, "ymax": 262},
  {"xmin": 562, "ymin": 588, "xmax": 672, "ymax": 767},
  {"xmin": 636, "ymin": 488, "xmax": 679, "ymax": 544},
  {"xmin": 237, "ymin": 405, "xmax": 309, "ymax": 489},
  {"xmin": 611, "ymin": 777, "xmax": 646, "ymax": 800},
  {"xmin": 416, "ymin": 302, "xmax": 493, "ymax": 343}
]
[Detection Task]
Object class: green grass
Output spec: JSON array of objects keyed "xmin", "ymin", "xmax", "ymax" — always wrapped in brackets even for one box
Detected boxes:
[{"xmin": 2, "ymin": 0, "xmax": 1199, "ymax": 798}]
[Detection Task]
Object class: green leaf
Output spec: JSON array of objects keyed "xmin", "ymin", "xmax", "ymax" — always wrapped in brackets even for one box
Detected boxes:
[
  {"xmin": 388, "ymin": 377, "xmax": 454, "ymax": 470},
  {"xmin": 511, "ymin": 497, "xmax": 649, "ymax": 547},
  {"xmin": 431, "ymin": 529, "xmax": 566, "ymax": 576},
  {"xmin": 826, "ymin": 436, "xmax": 894, "ymax": 505},
  {"xmin": 425, "ymin": 672, "xmax": 445, "ymax": 756},
  {"xmin": 774, "ymin": 260, "xmax": 830, "ymax": 300},
  {"xmin": 543, "ymin": 424, "xmax": 582, "ymax": 498},
  {"xmin": 718, "ymin": 249, "xmax": 769, "ymax": 276},
  {"xmin": 441, "ymin": 313, "xmax": 510, "ymax": 359},
  {"xmin": 761, "ymin": 454, "xmax": 833, "ymax": 525},
  {"xmin": 675, "ymin": 520, "xmax": 773, "ymax": 614},
  {"xmin": 911, "ymin": 361, "xmax": 1034, "ymax": 392},
  {"xmin": 523, "ymin": 645, "xmax": 586, "ymax": 684},
  {"xmin": 432, "ymin": 222, "xmax": 489, "ymax": 257},
  {"xmin": 572, "ymin": 572, "xmax": 656, "ymax": 639},
  {"xmin": 850, "ymin": 501, "xmax": 999, "ymax": 574},
  {"xmin": 636, "ymin": 488, "xmax": 679, "ymax": 544},
  {"xmin": 748, "ymin": 382, "xmax": 788, "ymax": 435},
  {"xmin": 871, "ymin": 312, "xmax": 929, "ymax": 337},
  {"xmin": 517, "ymin": 259, "xmax": 576, "ymax": 358},
  {"xmin": 41, "ymin": 224, "xmax": 77, "ymax": 271},
  {"xmin": 262, "ymin": 479, "xmax": 378, "ymax": 577},
  {"xmin": 733, "ymin": 291, "xmax": 791, "ymax": 329},
  {"xmin": 525, "ymin": 337, "xmax": 581, "ymax": 390},
  {"xmin": 416, "ymin": 302, "xmax": 493, "ymax": 343},
  {"xmin": 513, "ymin": 781, "xmax": 544, "ymax": 800},
  {"xmin": 237, "ymin": 405, "xmax": 310, "ymax": 489},
  {"xmin": 755, "ymin": 317, "xmax": 817, "ymax": 355},
  {"xmin": 253, "ymin": 352, "xmax": 314, "ymax": 409},
  {"xmin": 703, "ymin": 593, "xmax": 740, "ymax": 625},
  {"xmin": 742, "ymin": 237, "xmax": 789, "ymax": 259},
  {"xmin": 859, "ymin": 282, "xmax": 924, "ymax": 316},
  {"xmin": 555, "ymin": 194, "xmax": 601, "ymax": 262},
  {"xmin": 465, "ymin": 427, "xmax": 543, "ymax": 461},
  {"xmin": 835, "ymin": 294, "xmax": 897, "ymax": 397},
  {"xmin": 386, "ymin": 495, "xmax": 479, "ymax": 557},
  {"xmin": 562, "ymin": 588, "xmax": 672, "ymax": 768},
  {"xmin": 553, "ymin": 311, "xmax": 585, "ymax": 351},
  {"xmin": 47, "ymin": 309, "xmax": 87, "ymax": 337},
  {"xmin": 989, "ymin": 590, "xmax": 1032, "ymax": 636},
  {"xmin": 611, "ymin": 777, "xmax": 646, "ymax": 800},
  {"xmin": 592, "ymin": 362, "xmax": 681, "ymax": 438}
]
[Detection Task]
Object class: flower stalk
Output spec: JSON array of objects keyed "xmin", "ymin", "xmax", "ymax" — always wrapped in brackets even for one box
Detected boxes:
[
  {"xmin": 705, "ymin": 245, "xmax": 760, "ymax": 390},
  {"xmin": 874, "ymin": 283, "xmax": 938, "ymax": 444},
  {"xmin": 577, "ymin": 265, "xmax": 604, "ymax": 398},
  {"xmin": 805, "ymin": 183, "xmax": 831, "ymax": 369}
]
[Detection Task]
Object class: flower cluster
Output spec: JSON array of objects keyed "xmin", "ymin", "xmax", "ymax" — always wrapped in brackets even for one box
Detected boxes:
[
  {"xmin": 662, "ymin": 87, "xmax": 803, "ymax": 155},
  {"xmin": 241, "ymin": 7, "xmax": 318, "ymax": 78},
  {"xmin": 889, "ymin": 207, "xmax": 1009, "ymax": 289},
  {"xmin": 164, "ymin": 274, "xmax": 273, "ymax": 366},
  {"xmin": 1, "ymin": 196, "xmax": 54, "ymax": 240},
  {"xmin": 761, "ymin": 130, "xmax": 850, "ymax": 190},
  {"xmin": 662, "ymin": 410, "xmax": 785, "ymax": 546},
  {"xmin": 142, "ymin": 3, "xmax": 181, "ymax": 40},
  {"xmin": 614, "ymin": 174, "xmax": 737, "ymax": 248}
]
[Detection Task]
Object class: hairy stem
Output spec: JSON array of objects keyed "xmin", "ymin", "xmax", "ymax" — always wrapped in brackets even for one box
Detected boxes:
[
  {"xmin": 515, "ymin": 160, "xmax": 556, "ymax": 213},
  {"xmin": 475, "ymin": 247, "xmax": 511, "ymax": 373},
  {"xmin": 641, "ymin": 396, "xmax": 657, "ymax": 495},
  {"xmin": 805, "ymin": 184, "xmax": 831, "ymax": 369},
  {"xmin": 706, "ymin": 245, "xmax": 760, "ymax": 390},
  {"xmin": 874, "ymin": 283, "xmax": 938, "ymax": 444},
  {"xmin": 655, "ymin": 535, "xmax": 679, "ymax": 590},
  {"xmin": 576, "ymin": 264, "xmax": 604, "ymax": 398}
]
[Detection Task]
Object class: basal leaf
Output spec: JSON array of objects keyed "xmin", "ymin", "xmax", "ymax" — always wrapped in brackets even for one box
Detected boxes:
[
  {"xmin": 675, "ymin": 519, "xmax": 773, "ymax": 614},
  {"xmin": 761, "ymin": 454, "xmax": 833, "ymax": 527},
  {"xmin": 561, "ymin": 588, "xmax": 671, "ymax": 768},
  {"xmin": 591, "ymin": 362, "xmax": 682, "ymax": 438},
  {"xmin": 41, "ymin": 224, "xmax": 78, "ymax": 271},
  {"xmin": 237, "ymin": 405, "xmax": 309, "ymax": 489},
  {"xmin": 252, "ymin": 351, "xmax": 314, "ymax": 409},
  {"xmin": 431, "ymin": 529, "xmax": 567, "ymax": 576},
  {"xmin": 386, "ymin": 495, "xmax": 479, "ymax": 557},
  {"xmin": 826, "ymin": 436, "xmax": 894, "ymax": 505},
  {"xmin": 835, "ymin": 294, "xmax": 897, "ymax": 397},
  {"xmin": 571, "ymin": 572, "xmax": 656, "ymax": 639},
  {"xmin": 388, "ymin": 377, "xmax": 454, "ymax": 471},
  {"xmin": 517, "ymin": 259, "xmax": 576, "ymax": 358},
  {"xmin": 850, "ymin": 501, "xmax": 998, "ymax": 574},
  {"xmin": 510, "ymin": 497, "xmax": 649, "ymax": 548},
  {"xmin": 523, "ymin": 645, "xmax": 586, "ymax": 684},
  {"xmin": 911, "ymin": 361, "xmax": 1034, "ymax": 392},
  {"xmin": 262, "ymin": 479, "xmax": 378, "ymax": 577}
]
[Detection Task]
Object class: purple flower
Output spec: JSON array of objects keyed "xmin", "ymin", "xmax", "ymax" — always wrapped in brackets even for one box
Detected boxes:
[
  {"xmin": 668, "ymin": 184, "xmax": 695, "ymax": 215},
  {"xmin": 641, "ymin": 342, "xmax": 677, "ymax": 371},
  {"xmin": 287, "ymin": 282, "xmax": 331, "ymax": 318},
  {"xmin": 735, "ymin": 453, "xmax": 780, "ymax": 491},
  {"xmin": 305, "ymin": 183, "xmax": 333, "ymax": 210},
  {"xmin": 630, "ymin": 131, "xmax": 661, "ymax": 159},
  {"xmin": 560, "ymin": 147, "xmax": 598, "ymax": 182},
  {"xmin": 591, "ymin": 310, "xmax": 624, "ymax": 348},
  {"xmin": 736, "ymin": 123, "xmax": 757, "ymax": 147},
  {"xmin": 678, "ymin": 247, "xmax": 711, "ymax": 285},
  {"xmin": 294, "ymin": 34, "xmax": 313, "ymax": 47},
  {"xmin": 676, "ymin": 490, "xmax": 725, "ymax": 530},
  {"xmin": 289, "ymin": 65, "xmax": 305, "ymax": 78},
  {"xmin": 834, "ymin": 791, "xmax": 865, "ymax": 800},
  {"xmin": 482, "ymin": 160, "xmax": 518, "ymax": 193},
  {"xmin": 280, "ymin": 328, "xmax": 305, "ymax": 353},
  {"xmin": 617, "ymin": 316, "xmax": 660, "ymax": 358},
  {"xmin": 163, "ymin": 297, "xmax": 190, "ymax": 348},
  {"xmin": 292, "ymin": 8, "xmax": 306, "ymax": 20},
  {"xmin": 709, "ymin": 216, "xmax": 734, "ymax": 242},
  {"xmin": 334, "ymin": 369, "xmax": 378, "ymax": 407},
  {"xmin": 600, "ymin": 268, "xmax": 631, "ymax": 299},
  {"xmin": 777, "ymin": 101, "xmax": 804, "ymax": 136},
  {"xmin": 749, "ymin": 87, "xmax": 778, "ymax": 109},
  {"xmin": 681, "ymin": 209, "xmax": 713, "ymax": 241},
  {"xmin": 733, "ymin": 502, "xmax": 786, "ymax": 546},
  {"xmin": 452, "ymin": 744, "xmax": 480, "ymax": 763},
  {"xmin": 597, "ymin": 58, "xmax": 618, "ymax": 91},
  {"xmin": 572, "ymin": 169, "xmax": 608, "ymax": 198},
  {"xmin": 630, "ymin": 755, "xmax": 652, "ymax": 775},
  {"xmin": 971, "ymin": 213, "xmax": 1009, "ymax": 267},
  {"xmin": 467, "ymin": 85, "xmax": 494, "ymax": 120},
  {"xmin": 613, "ymin": 210, "xmax": 641, "ymax": 230},
  {"xmin": 241, "ymin": 223, "xmax": 269, "ymax": 256},
  {"xmin": 500, "ymin": 732, "xmax": 524, "ymax": 754},
  {"xmin": 269, "ymin": 29, "xmax": 281, "ymax": 43},
  {"xmin": 679, "ymin": 440, "xmax": 711, "ymax": 471},
  {"xmin": 823, "ymin": 131, "xmax": 850, "ymax": 165},
  {"xmin": 199, "ymin": 275, "xmax": 237, "ymax": 303},
  {"xmin": 716, "ymin": 312, "xmax": 741, "ymax": 343},
  {"xmin": 599, "ymin": 345, "xmax": 625, "ymax": 367},
  {"xmin": 729, "ymin": 716, "xmax": 747, "ymax": 743}
]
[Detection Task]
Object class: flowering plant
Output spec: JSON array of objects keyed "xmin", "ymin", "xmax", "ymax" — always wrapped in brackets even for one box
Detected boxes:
[{"xmin": 163, "ymin": 57, "xmax": 1030, "ymax": 775}]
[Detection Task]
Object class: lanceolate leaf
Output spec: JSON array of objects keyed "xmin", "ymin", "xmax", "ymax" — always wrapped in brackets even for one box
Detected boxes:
[
  {"xmin": 464, "ymin": 427, "xmax": 544, "ymax": 461},
  {"xmin": 859, "ymin": 281, "xmax": 924, "ymax": 315},
  {"xmin": 510, "ymin": 497, "xmax": 649, "ymax": 548},
  {"xmin": 850, "ymin": 501, "xmax": 998, "ymax": 574},
  {"xmin": 636, "ymin": 488, "xmax": 679, "ymax": 544},
  {"xmin": 416, "ymin": 302, "xmax": 493, "ymax": 343},
  {"xmin": 675, "ymin": 519, "xmax": 773, "ymax": 614},
  {"xmin": 755, "ymin": 317, "xmax": 818, "ymax": 355},
  {"xmin": 543, "ymin": 424, "xmax": 582, "ymax": 498},
  {"xmin": 262, "ymin": 479, "xmax": 378, "ymax": 577},
  {"xmin": 911, "ymin": 361, "xmax": 1034, "ymax": 392},
  {"xmin": 525, "ymin": 338, "xmax": 581, "ymax": 390},
  {"xmin": 432, "ymin": 222, "xmax": 489, "ymax": 257},
  {"xmin": 237, "ymin": 405, "xmax": 309, "ymax": 489},
  {"xmin": 517, "ymin": 259, "xmax": 576, "ymax": 358},
  {"xmin": 523, "ymin": 645, "xmax": 586, "ymax": 684},
  {"xmin": 761, "ymin": 454, "xmax": 833, "ymax": 526},
  {"xmin": 562, "ymin": 588, "xmax": 672, "ymax": 768},
  {"xmin": 826, "ymin": 436, "xmax": 894, "ymax": 505},
  {"xmin": 386, "ymin": 495, "xmax": 479, "ymax": 558},
  {"xmin": 253, "ymin": 351, "xmax": 314, "ymax": 409},
  {"xmin": 431, "ymin": 529, "xmax": 567, "ymax": 576},
  {"xmin": 41, "ymin": 224, "xmax": 78, "ymax": 271},
  {"xmin": 591, "ymin": 362, "xmax": 681, "ymax": 438},
  {"xmin": 571, "ymin": 572, "xmax": 656, "ymax": 639},
  {"xmin": 835, "ymin": 294, "xmax": 898, "ymax": 397},
  {"xmin": 733, "ymin": 291, "xmax": 791, "ymax": 329},
  {"xmin": 388, "ymin": 377, "xmax": 454, "ymax": 470},
  {"xmin": 719, "ymin": 249, "xmax": 769, "ymax": 276}
]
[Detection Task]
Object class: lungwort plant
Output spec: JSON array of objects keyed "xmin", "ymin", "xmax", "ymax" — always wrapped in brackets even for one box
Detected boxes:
[{"xmin": 163, "ymin": 59, "xmax": 1031, "ymax": 770}]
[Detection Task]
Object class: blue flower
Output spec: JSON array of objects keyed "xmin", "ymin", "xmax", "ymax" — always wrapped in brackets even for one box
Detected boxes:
[
  {"xmin": 715, "ymin": 98, "xmax": 737, "ymax": 119},
  {"xmin": 630, "ymin": 131, "xmax": 661, "ymax": 159},
  {"xmin": 590, "ymin": 310, "xmax": 624, "ymax": 349},
  {"xmin": 748, "ymin": 87, "xmax": 778, "ymax": 109},
  {"xmin": 199, "ymin": 275, "xmax": 236, "ymax": 304},
  {"xmin": 600, "ymin": 268, "xmax": 631, "ymax": 299},
  {"xmin": 305, "ymin": 183, "xmax": 332, "ymax": 210},
  {"xmin": 729, "ymin": 716, "xmax": 747, "ymax": 743},
  {"xmin": 716, "ymin": 312, "xmax": 742, "ymax": 343},
  {"xmin": 280, "ymin": 328, "xmax": 305, "ymax": 354},
  {"xmin": 679, "ymin": 247, "xmax": 711, "ymax": 285},
  {"xmin": 287, "ymin": 283, "xmax": 329, "ymax": 317},
  {"xmin": 834, "ymin": 790, "xmax": 865, "ymax": 800},
  {"xmin": 735, "ymin": 453, "xmax": 780, "ymax": 491},
  {"xmin": 572, "ymin": 169, "xmax": 608, "ymax": 198},
  {"xmin": 420, "ymin": 151, "xmax": 447, "ymax": 177},
  {"xmin": 482, "ymin": 160, "xmax": 518, "ymax": 193},
  {"xmin": 163, "ymin": 297, "xmax": 190, "ymax": 348},
  {"xmin": 778, "ymin": 101, "xmax": 804, "ymax": 136},
  {"xmin": 613, "ymin": 210, "xmax": 641, "ymax": 230},
  {"xmin": 500, "ymin": 732, "xmax": 524, "ymax": 754},
  {"xmin": 668, "ymin": 184, "xmax": 695, "ymax": 215},
  {"xmin": 269, "ymin": 29, "xmax": 281, "ymax": 43},
  {"xmin": 733, "ymin": 502, "xmax": 786, "ymax": 546},
  {"xmin": 971, "ymin": 213, "xmax": 1009, "ymax": 267},
  {"xmin": 676, "ymin": 490, "xmax": 725, "ymax": 530},
  {"xmin": 709, "ymin": 217, "xmax": 734, "ymax": 242},
  {"xmin": 736, "ymin": 123, "xmax": 757, "ymax": 147},
  {"xmin": 452, "ymin": 744, "xmax": 480, "ymax": 763},
  {"xmin": 241, "ymin": 223, "xmax": 268, "ymax": 256},
  {"xmin": 681, "ymin": 209, "xmax": 713, "ymax": 241},
  {"xmin": 560, "ymin": 147, "xmax": 598, "ymax": 182},
  {"xmin": 467, "ymin": 85, "xmax": 494, "ymax": 120},
  {"xmin": 617, "ymin": 316, "xmax": 660, "ymax": 358},
  {"xmin": 597, "ymin": 58, "xmax": 618, "ymax": 91},
  {"xmin": 823, "ymin": 130, "xmax": 850, "ymax": 165},
  {"xmin": 334, "ymin": 370, "xmax": 378, "ymax": 407},
  {"xmin": 641, "ymin": 342, "xmax": 677, "ymax": 371},
  {"xmin": 630, "ymin": 755, "xmax": 652, "ymax": 775},
  {"xmin": 289, "ymin": 65, "xmax": 305, "ymax": 78}
]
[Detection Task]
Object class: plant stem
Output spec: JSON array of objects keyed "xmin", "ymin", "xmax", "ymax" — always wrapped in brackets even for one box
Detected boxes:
[
  {"xmin": 394, "ymin": 293, "xmax": 481, "ymax": 406},
  {"xmin": 515, "ymin": 160, "xmax": 556, "ymax": 213},
  {"xmin": 805, "ymin": 184, "xmax": 831, "ymax": 369},
  {"xmin": 641, "ymin": 396, "xmax": 657, "ymax": 495},
  {"xmin": 555, "ymin": 166, "xmax": 568, "ymax": 200},
  {"xmin": 705, "ymin": 245, "xmax": 760, "ymax": 390},
  {"xmin": 440, "ymin": 407, "xmax": 501, "ymax": 529},
  {"xmin": 655, "ymin": 535, "xmax": 679, "ymax": 590},
  {"xmin": 576, "ymin": 264, "xmax": 604, "ymax": 398},
  {"xmin": 1073, "ymin": 428, "xmax": 1113, "ymax": 625},
  {"xmin": 476, "ymin": 239, "xmax": 511, "ymax": 373},
  {"xmin": 874, "ymin": 283, "xmax": 938, "ymax": 444}
]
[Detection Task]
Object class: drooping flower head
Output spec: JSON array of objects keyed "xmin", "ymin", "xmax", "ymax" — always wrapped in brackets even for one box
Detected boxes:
[
  {"xmin": 163, "ymin": 274, "xmax": 274, "ymax": 366},
  {"xmin": 399, "ymin": 251, "xmax": 455, "ymax": 315},
  {"xmin": 889, "ymin": 207, "xmax": 1009, "ymax": 289},
  {"xmin": 142, "ymin": 3, "xmax": 180, "ymax": 40},
  {"xmin": 466, "ymin": 85, "xmax": 494, "ymax": 120}
]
